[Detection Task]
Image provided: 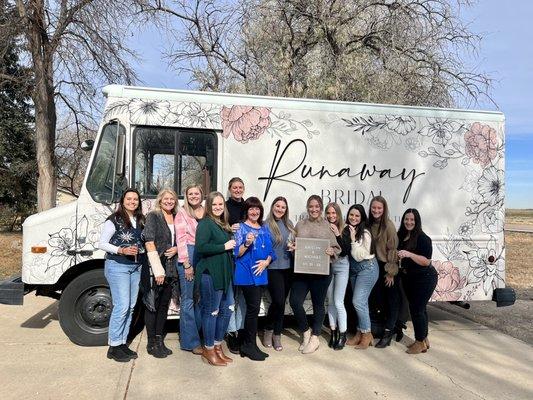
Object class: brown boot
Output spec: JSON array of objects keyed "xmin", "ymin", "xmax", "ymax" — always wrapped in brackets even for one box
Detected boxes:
[
  {"xmin": 424, "ymin": 337, "xmax": 430, "ymax": 349},
  {"xmin": 346, "ymin": 330, "xmax": 362, "ymax": 346},
  {"xmin": 406, "ymin": 340, "xmax": 428, "ymax": 354},
  {"xmin": 354, "ymin": 332, "xmax": 374, "ymax": 349},
  {"xmin": 214, "ymin": 344, "xmax": 233, "ymax": 363},
  {"xmin": 201, "ymin": 347, "xmax": 227, "ymax": 366}
]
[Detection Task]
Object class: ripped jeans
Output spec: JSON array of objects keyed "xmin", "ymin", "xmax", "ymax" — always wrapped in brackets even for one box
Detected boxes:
[{"xmin": 200, "ymin": 273, "xmax": 234, "ymax": 348}]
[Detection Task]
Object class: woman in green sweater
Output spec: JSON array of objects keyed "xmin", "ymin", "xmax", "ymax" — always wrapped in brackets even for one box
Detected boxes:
[{"xmin": 195, "ymin": 191, "xmax": 236, "ymax": 366}]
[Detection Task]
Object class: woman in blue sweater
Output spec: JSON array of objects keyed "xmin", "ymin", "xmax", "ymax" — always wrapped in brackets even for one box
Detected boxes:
[{"xmin": 234, "ymin": 197, "xmax": 276, "ymax": 361}]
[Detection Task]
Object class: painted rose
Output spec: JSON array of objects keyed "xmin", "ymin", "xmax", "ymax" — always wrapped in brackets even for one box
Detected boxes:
[
  {"xmin": 431, "ymin": 260, "xmax": 466, "ymax": 301},
  {"xmin": 464, "ymin": 122, "xmax": 499, "ymax": 167},
  {"xmin": 220, "ymin": 105, "xmax": 271, "ymax": 143}
]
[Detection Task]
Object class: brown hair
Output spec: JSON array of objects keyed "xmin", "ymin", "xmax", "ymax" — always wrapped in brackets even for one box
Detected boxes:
[
  {"xmin": 205, "ymin": 191, "xmax": 231, "ymax": 231},
  {"xmin": 368, "ymin": 195, "xmax": 391, "ymax": 240},
  {"xmin": 266, "ymin": 196, "xmax": 295, "ymax": 245},
  {"xmin": 325, "ymin": 202, "xmax": 345, "ymax": 232}
]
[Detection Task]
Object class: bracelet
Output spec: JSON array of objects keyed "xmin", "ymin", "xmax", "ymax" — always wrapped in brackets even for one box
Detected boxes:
[{"xmin": 184, "ymin": 264, "xmax": 192, "ymax": 270}]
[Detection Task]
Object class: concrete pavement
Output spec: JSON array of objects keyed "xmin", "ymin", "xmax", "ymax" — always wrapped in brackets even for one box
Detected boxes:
[{"xmin": 1, "ymin": 295, "xmax": 532, "ymax": 400}]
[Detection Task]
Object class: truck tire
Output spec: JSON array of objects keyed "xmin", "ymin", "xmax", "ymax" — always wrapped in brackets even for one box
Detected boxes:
[{"xmin": 58, "ymin": 269, "xmax": 111, "ymax": 346}]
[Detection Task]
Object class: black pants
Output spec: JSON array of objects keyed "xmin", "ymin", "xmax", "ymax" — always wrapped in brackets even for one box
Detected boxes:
[
  {"xmin": 289, "ymin": 273, "xmax": 332, "ymax": 336},
  {"xmin": 402, "ymin": 267, "xmax": 438, "ymax": 341},
  {"xmin": 240, "ymin": 285, "xmax": 263, "ymax": 345},
  {"xmin": 369, "ymin": 260, "xmax": 401, "ymax": 331},
  {"xmin": 144, "ymin": 283, "xmax": 172, "ymax": 339},
  {"xmin": 265, "ymin": 269, "xmax": 292, "ymax": 335}
]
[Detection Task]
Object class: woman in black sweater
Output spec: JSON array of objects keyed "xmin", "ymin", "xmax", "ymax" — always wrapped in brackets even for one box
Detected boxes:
[{"xmin": 397, "ymin": 208, "xmax": 438, "ymax": 354}]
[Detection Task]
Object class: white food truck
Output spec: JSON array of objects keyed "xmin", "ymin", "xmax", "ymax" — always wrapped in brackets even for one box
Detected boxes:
[{"xmin": 0, "ymin": 85, "xmax": 514, "ymax": 345}]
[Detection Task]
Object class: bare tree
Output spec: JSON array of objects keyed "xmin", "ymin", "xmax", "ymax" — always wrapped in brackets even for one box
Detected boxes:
[
  {"xmin": 140, "ymin": 0, "xmax": 492, "ymax": 107},
  {"xmin": 55, "ymin": 119, "xmax": 95, "ymax": 197},
  {"xmin": 1, "ymin": 0, "xmax": 140, "ymax": 211}
]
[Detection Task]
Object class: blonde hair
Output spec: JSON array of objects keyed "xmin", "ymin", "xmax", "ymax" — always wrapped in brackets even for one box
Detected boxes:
[
  {"xmin": 266, "ymin": 196, "xmax": 295, "ymax": 246},
  {"xmin": 183, "ymin": 184, "xmax": 204, "ymax": 218},
  {"xmin": 205, "ymin": 191, "xmax": 231, "ymax": 231},
  {"xmin": 325, "ymin": 202, "xmax": 345, "ymax": 232},
  {"xmin": 154, "ymin": 188, "xmax": 178, "ymax": 213}
]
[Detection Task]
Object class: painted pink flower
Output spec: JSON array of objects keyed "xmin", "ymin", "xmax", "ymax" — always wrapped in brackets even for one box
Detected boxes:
[
  {"xmin": 431, "ymin": 260, "xmax": 466, "ymax": 301},
  {"xmin": 464, "ymin": 122, "xmax": 499, "ymax": 167},
  {"xmin": 220, "ymin": 105, "xmax": 271, "ymax": 143}
]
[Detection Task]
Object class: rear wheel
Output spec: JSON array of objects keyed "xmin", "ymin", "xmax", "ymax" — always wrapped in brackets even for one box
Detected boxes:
[{"xmin": 59, "ymin": 269, "xmax": 111, "ymax": 346}]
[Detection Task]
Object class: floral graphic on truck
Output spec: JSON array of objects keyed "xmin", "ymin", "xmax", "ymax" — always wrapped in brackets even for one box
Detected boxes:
[
  {"xmin": 220, "ymin": 105, "xmax": 271, "ymax": 143},
  {"xmin": 430, "ymin": 260, "xmax": 466, "ymax": 301}
]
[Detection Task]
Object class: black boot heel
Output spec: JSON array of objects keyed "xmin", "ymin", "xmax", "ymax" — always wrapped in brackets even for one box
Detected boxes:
[{"xmin": 375, "ymin": 330, "xmax": 393, "ymax": 348}]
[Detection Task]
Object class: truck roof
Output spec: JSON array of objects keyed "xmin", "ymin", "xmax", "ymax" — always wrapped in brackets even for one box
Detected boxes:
[{"xmin": 103, "ymin": 84, "xmax": 505, "ymax": 123}]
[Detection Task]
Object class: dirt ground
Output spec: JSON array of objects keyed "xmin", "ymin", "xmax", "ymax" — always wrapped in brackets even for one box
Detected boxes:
[{"xmin": 2, "ymin": 210, "xmax": 532, "ymax": 345}]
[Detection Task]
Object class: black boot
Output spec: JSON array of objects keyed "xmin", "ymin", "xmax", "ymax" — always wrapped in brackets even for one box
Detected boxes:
[
  {"xmin": 394, "ymin": 323, "xmax": 406, "ymax": 342},
  {"xmin": 254, "ymin": 342, "xmax": 269, "ymax": 358},
  {"xmin": 240, "ymin": 342, "xmax": 266, "ymax": 361},
  {"xmin": 148, "ymin": 336, "xmax": 168, "ymax": 358},
  {"xmin": 328, "ymin": 329, "xmax": 338, "ymax": 348},
  {"xmin": 156, "ymin": 335, "xmax": 173, "ymax": 356},
  {"xmin": 226, "ymin": 332, "xmax": 240, "ymax": 355},
  {"xmin": 147, "ymin": 336, "xmax": 156, "ymax": 354},
  {"xmin": 107, "ymin": 345, "xmax": 131, "ymax": 362},
  {"xmin": 375, "ymin": 329, "xmax": 393, "ymax": 348},
  {"xmin": 119, "ymin": 344, "xmax": 138, "ymax": 359},
  {"xmin": 334, "ymin": 332, "xmax": 347, "ymax": 350}
]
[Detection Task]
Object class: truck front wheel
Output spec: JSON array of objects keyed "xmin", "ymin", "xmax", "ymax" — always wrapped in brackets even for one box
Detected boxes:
[{"xmin": 59, "ymin": 269, "xmax": 111, "ymax": 346}]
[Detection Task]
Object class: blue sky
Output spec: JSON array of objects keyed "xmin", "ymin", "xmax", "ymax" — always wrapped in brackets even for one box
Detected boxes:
[{"xmin": 130, "ymin": 0, "xmax": 532, "ymax": 208}]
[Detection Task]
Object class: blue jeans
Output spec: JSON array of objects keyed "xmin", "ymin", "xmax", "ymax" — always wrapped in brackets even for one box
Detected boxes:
[
  {"xmin": 227, "ymin": 287, "xmax": 246, "ymax": 333},
  {"xmin": 177, "ymin": 262, "xmax": 201, "ymax": 350},
  {"xmin": 200, "ymin": 273, "xmax": 234, "ymax": 348},
  {"xmin": 104, "ymin": 259, "xmax": 141, "ymax": 346},
  {"xmin": 326, "ymin": 256, "xmax": 349, "ymax": 332},
  {"xmin": 349, "ymin": 257, "xmax": 379, "ymax": 333}
]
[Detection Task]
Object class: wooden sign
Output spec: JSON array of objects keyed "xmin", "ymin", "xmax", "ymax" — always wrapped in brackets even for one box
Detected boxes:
[{"xmin": 294, "ymin": 237, "xmax": 330, "ymax": 275}]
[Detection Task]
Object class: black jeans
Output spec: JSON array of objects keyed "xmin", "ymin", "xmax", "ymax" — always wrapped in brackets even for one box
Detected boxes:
[
  {"xmin": 240, "ymin": 285, "xmax": 263, "ymax": 345},
  {"xmin": 144, "ymin": 282, "xmax": 172, "ymax": 339},
  {"xmin": 402, "ymin": 266, "xmax": 438, "ymax": 341},
  {"xmin": 289, "ymin": 273, "xmax": 332, "ymax": 336},
  {"xmin": 265, "ymin": 269, "xmax": 292, "ymax": 335},
  {"xmin": 369, "ymin": 260, "xmax": 401, "ymax": 331}
]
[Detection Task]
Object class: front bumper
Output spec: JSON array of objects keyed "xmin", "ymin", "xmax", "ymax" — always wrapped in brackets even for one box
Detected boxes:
[{"xmin": 0, "ymin": 276, "xmax": 24, "ymax": 305}]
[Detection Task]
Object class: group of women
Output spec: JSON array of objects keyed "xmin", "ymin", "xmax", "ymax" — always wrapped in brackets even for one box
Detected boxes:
[{"xmin": 99, "ymin": 178, "xmax": 438, "ymax": 366}]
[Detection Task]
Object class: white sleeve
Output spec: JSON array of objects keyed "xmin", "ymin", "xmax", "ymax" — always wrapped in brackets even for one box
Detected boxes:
[
  {"xmin": 98, "ymin": 220, "xmax": 120, "ymax": 254},
  {"xmin": 351, "ymin": 230, "xmax": 372, "ymax": 261}
]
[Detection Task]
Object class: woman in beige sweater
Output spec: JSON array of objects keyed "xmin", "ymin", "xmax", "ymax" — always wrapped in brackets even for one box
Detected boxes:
[{"xmin": 289, "ymin": 195, "xmax": 341, "ymax": 354}]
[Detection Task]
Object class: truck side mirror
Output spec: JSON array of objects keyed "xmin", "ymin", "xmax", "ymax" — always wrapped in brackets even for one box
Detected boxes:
[{"xmin": 81, "ymin": 139, "xmax": 94, "ymax": 151}]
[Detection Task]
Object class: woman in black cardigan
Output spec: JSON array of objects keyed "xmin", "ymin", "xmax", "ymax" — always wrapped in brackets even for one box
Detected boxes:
[{"xmin": 142, "ymin": 188, "xmax": 179, "ymax": 358}]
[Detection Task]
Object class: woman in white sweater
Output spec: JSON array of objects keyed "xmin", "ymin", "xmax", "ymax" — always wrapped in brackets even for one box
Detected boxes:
[{"xmin": 345, "ymin": 204, "xmax": 379, "ymax": 350}]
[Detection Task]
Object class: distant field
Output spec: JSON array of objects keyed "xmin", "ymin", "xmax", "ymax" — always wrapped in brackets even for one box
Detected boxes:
[{"xmin": 506, "ymin": 209, "xmax": 533, "ymax": 225}]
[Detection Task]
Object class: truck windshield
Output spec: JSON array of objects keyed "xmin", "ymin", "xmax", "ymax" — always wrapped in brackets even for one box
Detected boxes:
[
  {"xmin": 86, "ymin": 122, "xmax": 126, "ymax": 204},
  {"xmin": 133, "ymin": 127, "xmax": 216, "ymax": 197}
]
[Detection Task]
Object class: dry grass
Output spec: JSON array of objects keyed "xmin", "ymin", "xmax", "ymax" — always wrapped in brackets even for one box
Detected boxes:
[
  {"xmin": 505, "ymin": 232, "xmax": 533, "ymax": 289},
  {"xmin": 0, "ymin": 232, "xmax": 22, "ymax": 279}
]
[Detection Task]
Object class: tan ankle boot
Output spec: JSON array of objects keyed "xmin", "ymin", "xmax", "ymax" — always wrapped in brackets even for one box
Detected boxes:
[
  {"xmin": 302, "ymin": 334, "xmax": 320, "ymax": 354},
  {"xmin": 214, "ymin": 344, "xmax": 233, "ymax": 363},
  {"xmin": 424, "ymin": 337, "xmax": 430, "ymax": 349},
  {"xmin": 346, "ymin": 330, "xmax": 362, "ymax": 346},
  {"xmin": 354, "ymin": 332, "xmax": 374, "ymax": 349},
  {"xmin": 298, "ymin": 329, "xmax": 312, "ymax": 351},
  {"xmin": 406, "ymin": 340, "xmax": 427, "ymax": 354},
  {"xmin": 201, "ymin": 347, "xmax": 227, "ymax": 366}
]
